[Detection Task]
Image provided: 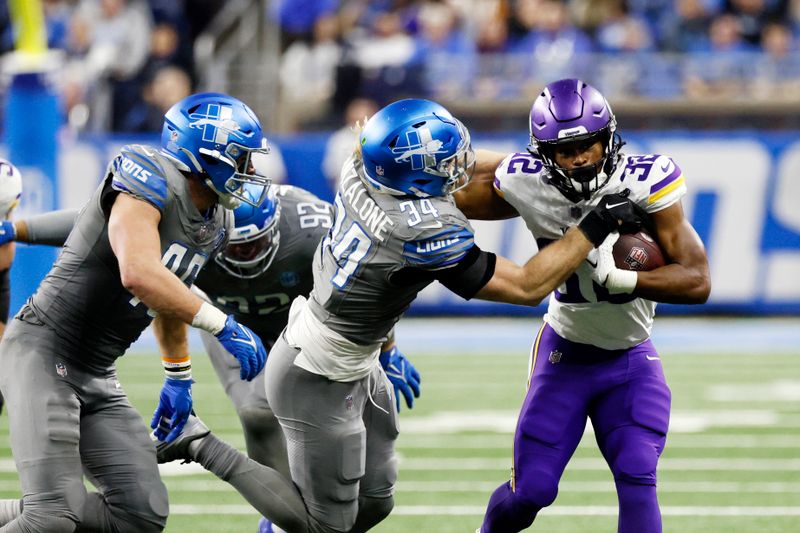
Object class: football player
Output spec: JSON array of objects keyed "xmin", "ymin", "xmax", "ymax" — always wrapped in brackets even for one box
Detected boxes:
[
  {"xmin": 454, "ymin": 79, "xmax": 711, "ymax": 533},
  {"xmin": 0, "ymin": 93, "xmax": 268, "ymax": 532},
  {"xmin": 153, "ymin": 181, "xmax": 422, "ymax": 533},
  {"xmin": 149, "ymin": 98, "xmax": 648, "ymax": 533},
  {"xmin": 0, "ymin": 158, "xmax": 21, "ymax": 415},
  {"xmin": 2, "ymin": 185, "xmax": 422, "ymax": 533}
]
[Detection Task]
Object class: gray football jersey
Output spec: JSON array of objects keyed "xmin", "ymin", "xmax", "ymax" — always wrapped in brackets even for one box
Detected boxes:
[
  {"xmin": 25, "ymin": 144, "xmax": 231, "ymax": 372},
  {"xmin": 307, "ymin": 156, "xmax": 476, "ymax": 344},
  {"xmin": 194, "ymin": 185, "xmax": 333, "ymax": 345}
]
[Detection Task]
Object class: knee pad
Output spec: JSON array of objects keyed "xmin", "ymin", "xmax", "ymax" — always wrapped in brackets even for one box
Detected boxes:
[
  {"xmin": 238, "ymin": 404, "xmax": 280, "ymax": 438},
  {"xmin": 514, "ymin": 470, "xmax": 559, "ymax": 509},
  {"xmin": 19, "ymin": 513, "xmax": 77, "ymax": 532},
  {"xmin": 113, "ymin": 480, "xmax": 169, "ymax": 533},
  {"xmin": 359, "ymin": 494, "xmax": 394, "ymax": 526},
  {"xmin": 612, "ymin": 446, "xmax": 660, "ymax": 486}
]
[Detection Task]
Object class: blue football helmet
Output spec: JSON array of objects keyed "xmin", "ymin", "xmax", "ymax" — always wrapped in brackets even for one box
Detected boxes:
[
  {"xmin": 216, "ymin": 184, "xmax": 281, "ymax": 279},
  {"xmin": 358, "ymin": 99, "xmax": 475, "ymax": 198},
  {"xmin": 160, "ymin": 92, "xmax": 271, "ymax": 209}
]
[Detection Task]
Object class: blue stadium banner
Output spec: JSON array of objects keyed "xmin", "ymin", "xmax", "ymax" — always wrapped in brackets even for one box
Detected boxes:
[{"xmin": 5, "ymin": 130, "xmax": 800, "ymax": 317}]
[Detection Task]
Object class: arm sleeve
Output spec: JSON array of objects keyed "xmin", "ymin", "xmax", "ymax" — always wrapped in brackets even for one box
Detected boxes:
[
  {"xmin": 0, "ymin": 268, "xmax": 8, "ymax": 323},
  {"xmin": 22, "ymin": 209, "xmax": 80, "ymax": 246},
  {"xmin": 434, "ymin": 244, "xmax": 497, "ymax": 300}
]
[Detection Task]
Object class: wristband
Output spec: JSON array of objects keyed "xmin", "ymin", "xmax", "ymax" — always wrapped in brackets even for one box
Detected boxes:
[
  {"xmin": 607, "ymin": 269, "xmax": 638, "ymax": 294},
  {"xmin": 162, "ymin": 356, "xmax": 192, "ymax": 380},
  {"xmin": 191, "ymin": 302, "xmax": 227, "ymax": 335},
  {"xmin": 577, "ymin": 211, "xmax": 610, "ymax": 247}
]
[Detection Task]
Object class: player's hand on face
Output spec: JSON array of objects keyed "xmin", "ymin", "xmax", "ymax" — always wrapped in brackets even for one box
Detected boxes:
[
  {"xmin": 379, "ymin": 346, "xmax": 422, "ymax": 411},
  {"xmin": 151, "ymin": 378, "xmax": 193, "ymax": 443},
  {"xmin": 215, "ymin": 315, "xmax": 267, "ymax": 381},
  {"xmin": 0, "ymin": 220, "xmax": 16, "ymax": 246}
]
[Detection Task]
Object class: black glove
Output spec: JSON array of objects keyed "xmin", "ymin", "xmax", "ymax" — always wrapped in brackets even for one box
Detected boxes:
[{"xmin": 578, "ymin": 189, "xmax": 650, "ymax": 246}]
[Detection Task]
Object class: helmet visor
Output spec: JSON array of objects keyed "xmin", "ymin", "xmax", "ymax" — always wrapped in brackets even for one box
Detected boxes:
[
  {"xmin": 427, "ymin": 120, "xmax": 476, "ymax": 195},
  {"xmin": 222, "ymin": 141, "xmax": 272, "ymax": 207}
]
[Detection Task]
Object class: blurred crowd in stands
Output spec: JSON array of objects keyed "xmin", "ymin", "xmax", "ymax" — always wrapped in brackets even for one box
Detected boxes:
[
  {"xmin": 0, "ymin": 0, "xmax": 224, "ymax": 132},
  {"xmin": 1, "ymin": 0, "xmax": 799, "ymax": 133}
]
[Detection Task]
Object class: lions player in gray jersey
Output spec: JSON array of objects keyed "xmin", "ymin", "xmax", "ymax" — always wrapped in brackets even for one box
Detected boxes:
[
  {"xmin": 147, "ymin": 98, "xmax": 647, "ymax": 533},
  {"xmin": 3, "ymin": 183, "xmax": 422, "ymax": 533},
  {"xmin": 0, "ymin": 93, "xmax": 268, "ymax": 533}
]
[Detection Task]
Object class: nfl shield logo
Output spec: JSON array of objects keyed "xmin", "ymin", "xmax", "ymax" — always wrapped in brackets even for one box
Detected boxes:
[
  {"xmin": 548, "ymin": 350, "xmax": 562, "ymax": 364},
  {"xmin": 345, "ymin": 394, "xmax": 354, "ymax": 410},
  {"xmin": 55, "ymin": 362, "xmax": 68, "ymax": 377},
  {"xmin": 376, "ymin": 166, "xmax": 384, "ymax": 176},
  {"xmin": 625, "ymin": 247, "xmax": 649, "ymax": 270}
]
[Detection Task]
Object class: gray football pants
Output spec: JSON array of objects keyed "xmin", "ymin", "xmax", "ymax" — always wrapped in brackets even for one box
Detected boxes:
[
  {"xmin": 0, "ymin": 318, "xmax": 168, "ymax": 533},
  {"xmin": 200, "ymin": 329, "xmax": 290, "ymax": 478},
  {"xmin": 265, "ymin": 335, "xmax": 399, "ymax": 532}
]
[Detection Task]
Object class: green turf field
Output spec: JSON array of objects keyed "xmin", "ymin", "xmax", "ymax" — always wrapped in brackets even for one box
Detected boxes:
[{"xmin": 0, "ymin": 348, "xmax": 798, "ymax": 532}]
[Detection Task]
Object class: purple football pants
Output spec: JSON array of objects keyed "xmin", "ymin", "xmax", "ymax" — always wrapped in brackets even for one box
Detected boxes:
[{"xmin": 481, "ymin": 323, "xmax": 671, "ymax": 533}]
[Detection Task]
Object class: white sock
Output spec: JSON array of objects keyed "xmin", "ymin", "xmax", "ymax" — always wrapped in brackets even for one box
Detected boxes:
[{"xmin": 0, "ymin": 499, "xmax": 21, "ymax": 525}]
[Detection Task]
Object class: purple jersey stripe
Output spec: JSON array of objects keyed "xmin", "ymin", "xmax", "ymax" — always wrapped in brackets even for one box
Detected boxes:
[{"xmin": 649, "ymin": 164, "xmax": 681, "ymax": 194}]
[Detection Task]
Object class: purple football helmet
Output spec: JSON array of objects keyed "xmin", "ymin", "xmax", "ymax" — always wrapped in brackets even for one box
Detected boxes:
[{"xmin": 527, "ymin": 79, "xmax": 623, "ymax": 200}]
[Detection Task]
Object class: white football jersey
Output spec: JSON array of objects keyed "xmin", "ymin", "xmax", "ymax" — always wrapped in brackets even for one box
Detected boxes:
[
  {"xmin": 0, "ymin": 159, "xmax": 22, "ymax": 218},
  {"xmin": 494, "ymin": 151, "xmax": 687, "ymax": 349}
]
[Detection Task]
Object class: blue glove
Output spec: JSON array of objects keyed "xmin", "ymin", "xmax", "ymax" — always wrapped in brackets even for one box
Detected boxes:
[
  {"xmin": 150, "ymin": 378, "xmax": 193, "ymax": 443},
  {"xmin": 379, "ymin": 346, "xmax": 421, "ymax": 411},
  {"xmin": 0, "ymin": 220, "xmax": 15, "ymax": 246},
  {"xmin": 215, "ymin": 315, "xmax": 267, "ymax": 381}
]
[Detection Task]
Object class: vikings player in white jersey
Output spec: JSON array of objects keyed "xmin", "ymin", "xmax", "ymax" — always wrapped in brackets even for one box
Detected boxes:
[
  {"xmin": 455, "ymin": 79, "xmax": 711, "ymax": 533},
  {"xmin": 148, "ymin": 98, "xmax": 649, "ymax": 533}
]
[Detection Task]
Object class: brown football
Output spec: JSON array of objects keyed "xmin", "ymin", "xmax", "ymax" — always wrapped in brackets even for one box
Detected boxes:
[{"xmin": 612, "ymin": 231, "xmax": 666, "ymax": 271}]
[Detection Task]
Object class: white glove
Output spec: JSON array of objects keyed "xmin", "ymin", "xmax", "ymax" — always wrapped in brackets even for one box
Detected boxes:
[{"xmin": 590, "ymin": 233, "xmax": 638, "ymax": 295}]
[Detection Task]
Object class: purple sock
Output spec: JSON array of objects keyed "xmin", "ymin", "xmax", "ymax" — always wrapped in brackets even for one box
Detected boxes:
[
  {"xmin": 616, "ymin": 480, "xmax": 662, "ymax": 533},
  {"xmin": 480, "ymin": 481, "xmax": 539, "ymax": 533}
]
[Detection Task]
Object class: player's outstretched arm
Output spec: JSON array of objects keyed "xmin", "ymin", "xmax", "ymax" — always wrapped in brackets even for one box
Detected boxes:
[
  {"xmin": 0, "ymin": 209, "xmax": 78, "ymax": 247},
  {"xmin": 454, "ymin": 149, "xmax": 518, "ymax": 220},
  {"xmin": 476, "ymin": 227, "xmax": 593, "ymax": 306},
  {"xmin": 474, "ymin": 193, "xmax": 647, "ymax": 306}
]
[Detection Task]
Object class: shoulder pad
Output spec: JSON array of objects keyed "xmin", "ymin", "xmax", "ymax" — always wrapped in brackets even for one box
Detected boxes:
[
  {"xmin": 619, "ymin": 154, "xmax": 686, "ymax": 211},
  {"xmin": 279, "ymin": 184, "xmax": 324, "ymax": 204},
  {"xmin": 111, "ymin": 145, "xmax": 170, "ymax": 211},
  {"xmin": 402, "ymin": 224, "xmax": 475, "ymax": 269},
  {"xmin": 494, "ymin": 152, "xmax": 545, "ymax": 195}
]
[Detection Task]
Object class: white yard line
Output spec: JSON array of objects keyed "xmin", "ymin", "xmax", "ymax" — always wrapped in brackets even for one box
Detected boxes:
[
  {"xmin": 2, "ymin": 479, "xmax": 798, "ymax": 496},
  {"xmin": 396, "ymin": 457, "xmax": 800, "ymax": 471},
  {"xmin": 394, "ymin": 481, "xmax": 800, "ymax": 494},
  {"xmin": 399, "ymin": 434, "xmax": 800, "ymax": 449},
  {"xmin": 165, "ymin": 504, "xmax": 800, "ymax": 516}
]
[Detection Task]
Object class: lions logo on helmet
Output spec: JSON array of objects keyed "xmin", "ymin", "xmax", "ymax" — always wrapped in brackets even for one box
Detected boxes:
[
  {"xmin": 0, "ymin": 159, "xmax": 22, "ymax": 217},
  {"xmin": 528, "ymin": 78, "xmax": 624, "ymax": 201},
  {"xmin": 358, "ymin": 99, "xmax": 475, "ymax": 198},
  {"xmin": 160, "ymin": 93, "xmax": 271, "ymax": 209},
  {"xmin": 216, "ymin": 184, "xmax": 281, "ymax": 279}
]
